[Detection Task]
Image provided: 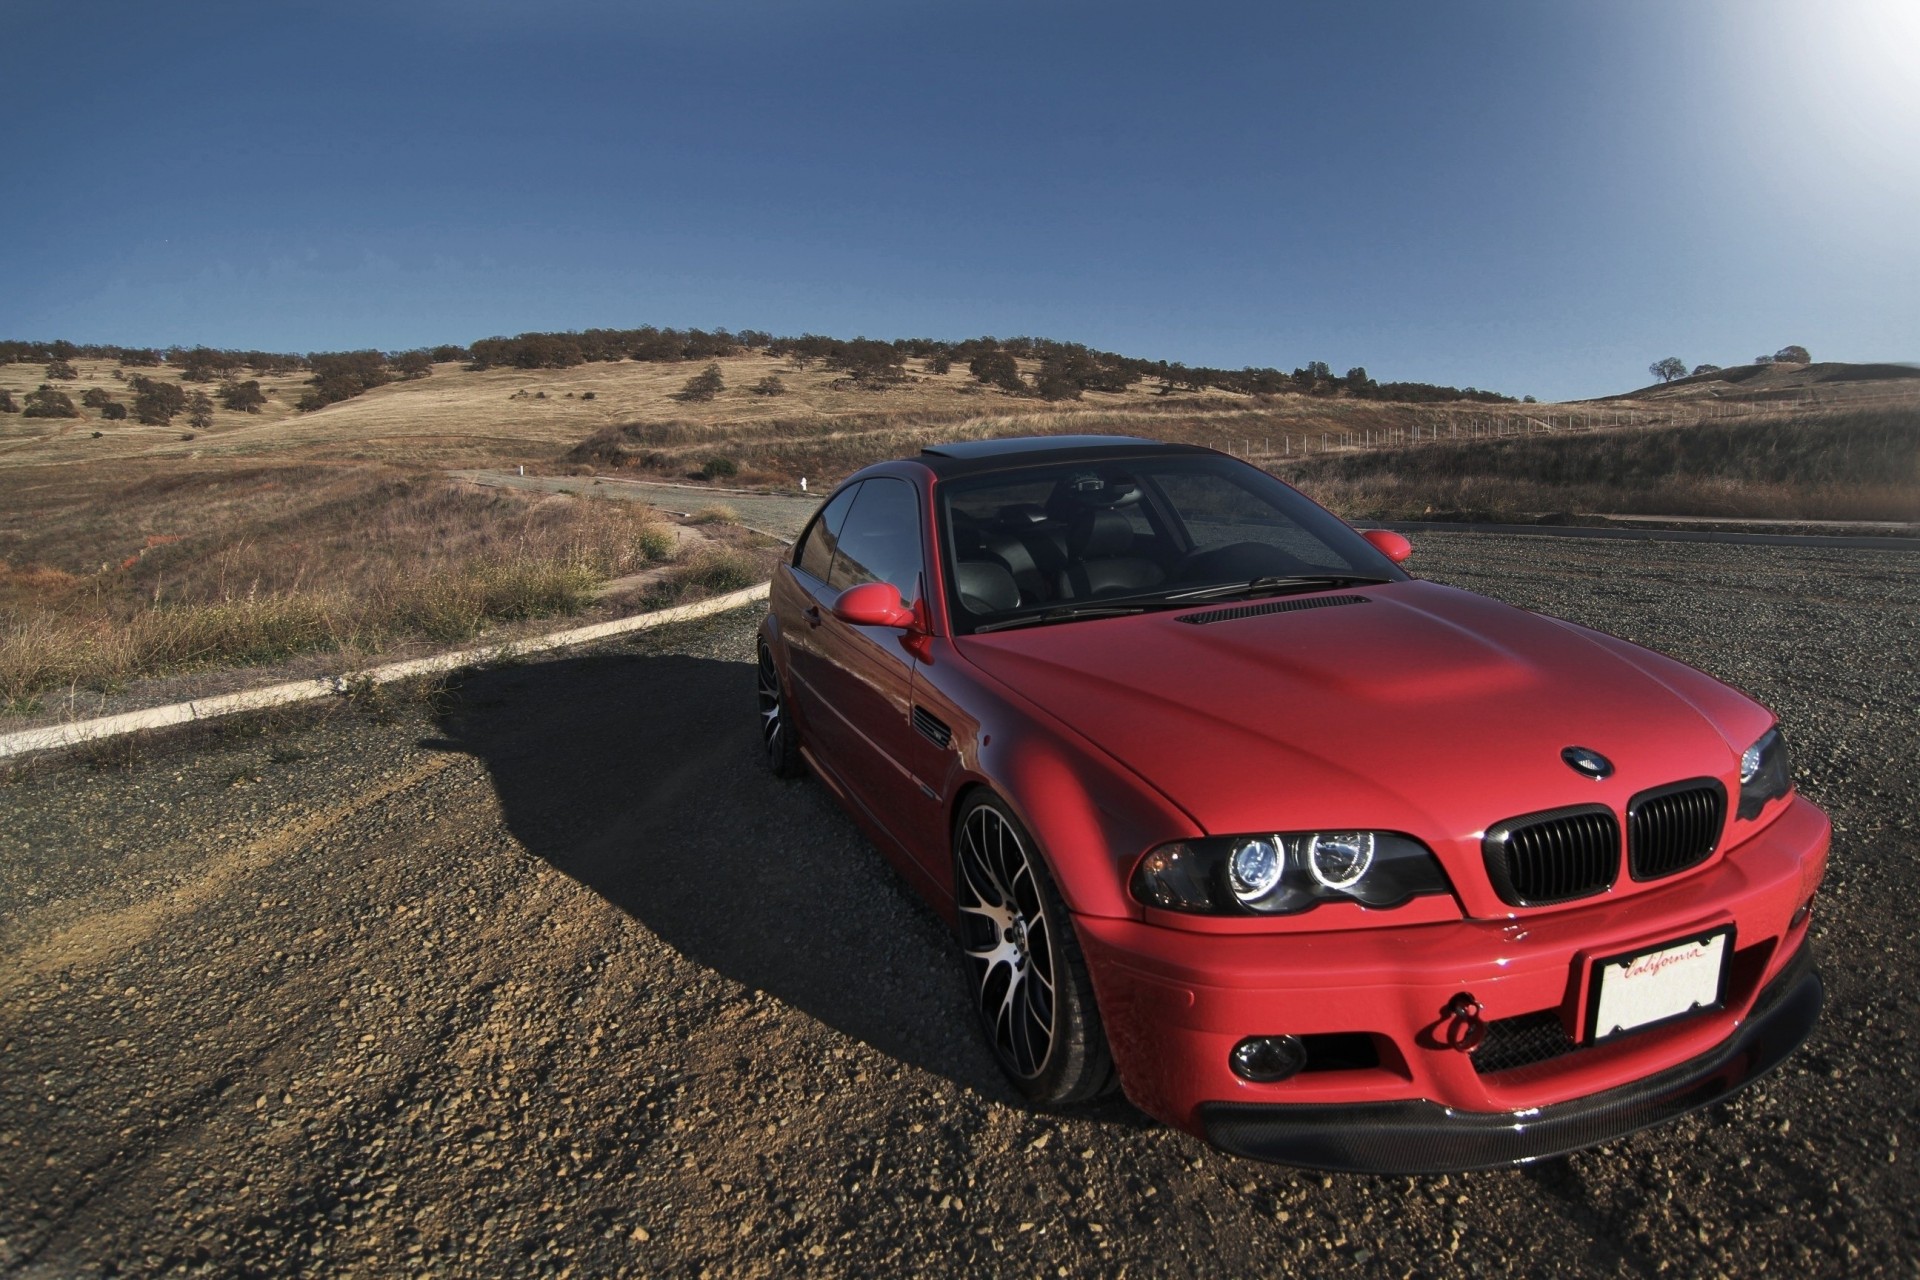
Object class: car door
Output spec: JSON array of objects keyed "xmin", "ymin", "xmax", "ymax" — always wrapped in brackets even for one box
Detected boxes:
[
  {"xmin": 806, "ymin": 476, "xmax": 930, "ymax": 849},
  {"xmin": 782, "ymin": 481, "xmax": 862, "ymax": 737}
]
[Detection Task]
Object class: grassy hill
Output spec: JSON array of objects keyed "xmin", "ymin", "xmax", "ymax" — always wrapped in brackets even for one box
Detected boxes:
[{"xmin": 1, "ymin": 345, "xmax": 1915, "ymax": 714}]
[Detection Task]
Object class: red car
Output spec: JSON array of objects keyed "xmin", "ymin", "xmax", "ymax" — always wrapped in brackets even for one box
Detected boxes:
[{"xmin": 756, "ymin": 435, "xmax": 1827, "ymax": 1172}]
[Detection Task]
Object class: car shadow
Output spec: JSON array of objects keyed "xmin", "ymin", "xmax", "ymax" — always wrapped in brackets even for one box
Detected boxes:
[{"xmin": 426, "ymin": 649, "xmax": 1021, "ymax": 1099}]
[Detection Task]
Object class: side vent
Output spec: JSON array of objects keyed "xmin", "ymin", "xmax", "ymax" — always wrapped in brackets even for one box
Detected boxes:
[
  {"xmin": 912, "ymin": 706, "xmax": 953, "ymax": 749},
  {"xmin": 1175, "ymin": 594, "xmax": 1371, "ymax": 626}
]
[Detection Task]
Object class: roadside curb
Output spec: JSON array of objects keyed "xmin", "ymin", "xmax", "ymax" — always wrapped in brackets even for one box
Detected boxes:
[{"xmin": 0, "ymin": 583, "xmax": 771, "ymax": 762}]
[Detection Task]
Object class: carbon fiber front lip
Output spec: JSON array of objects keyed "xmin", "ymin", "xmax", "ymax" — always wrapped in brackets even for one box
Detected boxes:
[{"xmin": 1199, "ymin": 946, "xmax": 1821, "ymax": 1174}]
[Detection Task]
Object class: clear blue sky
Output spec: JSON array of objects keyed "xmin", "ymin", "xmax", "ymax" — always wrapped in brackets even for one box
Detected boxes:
[{"xmin": 4, "ymin": 0, "xmax": 1915, "ymax": 401}]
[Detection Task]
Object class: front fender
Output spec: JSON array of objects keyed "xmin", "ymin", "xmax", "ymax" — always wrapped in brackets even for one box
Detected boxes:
[{"xmin": 947, "ymin": 645, "xmax": 1201, "ymax": 920}]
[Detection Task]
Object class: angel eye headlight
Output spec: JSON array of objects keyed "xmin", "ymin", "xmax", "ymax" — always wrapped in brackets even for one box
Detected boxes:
[
  {"xmin": 1131, "ymin": 830, "xmax": 1450, "ymax": 916},
  {"xmin": 1738, "ymin": 726, "xmax": 1792, "ymax": 819},
  {"xmin": 1305, "ymin": 832, "xmax": 1374, "ymax": 890},
  {"xmin": 1229, "ymin": 838, "xmax": 1284, "ymax": 900}
]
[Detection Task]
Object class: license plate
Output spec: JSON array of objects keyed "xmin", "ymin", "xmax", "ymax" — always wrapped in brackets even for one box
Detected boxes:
[{"xmin": 1587, "ymin": 928, "xmax": 1733, "ymax": 1042}]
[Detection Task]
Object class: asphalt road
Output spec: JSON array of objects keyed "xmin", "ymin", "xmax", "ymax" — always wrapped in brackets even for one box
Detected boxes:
[
  {"xmin": 2, "ymin": 533, "xmax": 1916, "ymax": 1278},
  {"xmin": 451, "ymin": 471, "xmax": 822, "ymax": 542}
]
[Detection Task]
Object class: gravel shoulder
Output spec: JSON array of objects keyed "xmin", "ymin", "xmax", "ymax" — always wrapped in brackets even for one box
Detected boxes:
[{"xmin": 2, "ymin": 534, "xmax": 1916, "ymax": 1278}]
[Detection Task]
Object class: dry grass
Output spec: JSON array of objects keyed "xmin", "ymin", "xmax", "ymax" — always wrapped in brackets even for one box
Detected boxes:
[
  {"xmin": 1279, "ymin": 408, "xmax": 1920, "ymax": 523},
  {"xmin": 5, "ymin": 348, "xmax": 1914, "ymax": 709},
  {"xmin": 0, "ymin": 464, "xmax": 675, "ymax": 708}
]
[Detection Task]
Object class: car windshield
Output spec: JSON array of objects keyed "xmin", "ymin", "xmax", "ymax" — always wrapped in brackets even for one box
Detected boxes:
[{"xmin": 940, "ymin": 453, "xmax": 1406, "ymax": 634}]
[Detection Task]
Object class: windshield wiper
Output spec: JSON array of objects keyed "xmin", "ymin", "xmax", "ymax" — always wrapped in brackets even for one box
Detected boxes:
[
  {"xmin": 1159, "ymin": 574, "xmax": 1392, "ymax": 604},
  {"xmin": 971, "ymin": 603, "xmax": 1151, "ymax": 634}
]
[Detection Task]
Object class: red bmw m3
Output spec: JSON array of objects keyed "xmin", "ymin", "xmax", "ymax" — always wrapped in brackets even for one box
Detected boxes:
[{"xmin": 756, "ymin": 435, "xmax": 1827, "ymax": 1172}]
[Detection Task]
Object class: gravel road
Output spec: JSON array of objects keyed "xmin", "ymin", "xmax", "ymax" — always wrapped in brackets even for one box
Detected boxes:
[{"xmin": 2, "ymin": 533, "xmax": 1916, "ymax": 1278}]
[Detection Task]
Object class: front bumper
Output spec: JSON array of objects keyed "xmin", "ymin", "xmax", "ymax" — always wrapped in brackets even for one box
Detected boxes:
[
  {"xmin": 1199, "ymin": 945, "xmax": 1819, "ymax": 1172},
  {"xmin": 1075, "ymin": 794, "xmax": 1829, "ymax": 1167}
]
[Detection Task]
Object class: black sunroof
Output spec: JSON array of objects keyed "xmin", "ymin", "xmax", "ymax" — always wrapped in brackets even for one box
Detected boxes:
[{"xmin": 921, "ymin": 434, "xmax": 1158, "ymax": 459}]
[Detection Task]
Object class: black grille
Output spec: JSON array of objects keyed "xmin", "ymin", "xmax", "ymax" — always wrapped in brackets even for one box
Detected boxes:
[
  {"xmin": 911, "ymin": 706, "xmax": 952, "ymax": 749},
  {"xmin": 1175, "ymin": 594, "xmax": 1370, "ymax": 626},
  {"xmin": 1483, "ymin": 806, "xmax": 1619, "ymax": 906},
  {"xmin": 1628, "ymin": 780, "xmax": 1726, "ymax": 881},
  {"xmin": 1471, "ymin": 1011, "xmax": 1579, "ymax": 1076}
]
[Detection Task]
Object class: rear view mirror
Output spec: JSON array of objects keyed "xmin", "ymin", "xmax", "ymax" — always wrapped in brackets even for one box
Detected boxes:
[
  {"xmin": 833, "ymin": 582, "xmax": 916, "ymax": 628},
  {"xmin": 1362, "ymin": 528, "xmax": 1413, "ymax": 564}
]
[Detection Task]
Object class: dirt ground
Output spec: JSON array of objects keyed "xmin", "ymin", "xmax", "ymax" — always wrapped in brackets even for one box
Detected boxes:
[{"xmin": 2, "ymin": 533, "xmax": 1916, "ymax": 1278}]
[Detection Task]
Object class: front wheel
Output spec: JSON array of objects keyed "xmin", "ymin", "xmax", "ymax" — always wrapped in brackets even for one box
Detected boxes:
[
  {"xmin": 757, "ymin": 642, "xmax": 803, "ymax": 778},
  {"xmin": 954, "ymin": 793, "xmax": 1116, "ymax": 1105}
]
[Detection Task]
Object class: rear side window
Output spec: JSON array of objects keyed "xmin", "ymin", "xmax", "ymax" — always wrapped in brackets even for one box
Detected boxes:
[
  {"xmin": 795, "ymin": 483, "xmax": 861, "ymax": 582},
  {"xmin": 827, "ymin": 477, "xmax": 923, "ymax": 599}
]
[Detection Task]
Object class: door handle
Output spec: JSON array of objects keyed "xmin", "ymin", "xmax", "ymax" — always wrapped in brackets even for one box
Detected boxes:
[{"xmin": 804, "ymin": 605, "xmax": 823, "ymax": 628}]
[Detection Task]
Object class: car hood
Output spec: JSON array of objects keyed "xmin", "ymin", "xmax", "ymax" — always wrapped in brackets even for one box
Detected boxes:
[{"xmin": 959, "ymin": 581, "xmax": 1769, "ymax": 884}]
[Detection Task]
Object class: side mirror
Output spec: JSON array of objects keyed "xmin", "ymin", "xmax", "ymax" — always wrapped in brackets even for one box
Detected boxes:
[
  {"xmin": 833, "ymin": 581, "xmax": 916, "ymax": 628},
  {"xmin": 1362, "ymin": 528, "xmax": 1413, "ymax": 564}
]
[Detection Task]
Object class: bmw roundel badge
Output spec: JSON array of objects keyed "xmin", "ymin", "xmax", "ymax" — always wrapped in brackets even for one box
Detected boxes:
[{"xmin": 1561, "ymin": 746, "xmax": 1614, "ymax": 779}]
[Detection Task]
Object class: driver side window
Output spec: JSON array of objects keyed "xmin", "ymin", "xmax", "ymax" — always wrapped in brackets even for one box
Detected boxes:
[
  {"xmin": 827, "ymin": 477, "xmax": 923, "ymax": 601},
  {"xmin": 795, "ymin": 483, "xmax": 861, "ymax": 583}
]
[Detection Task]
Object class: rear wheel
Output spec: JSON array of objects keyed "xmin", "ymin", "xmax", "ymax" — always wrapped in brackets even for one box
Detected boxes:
[
  {"xmin": 757, "ymin": 642, "xmax": 803, "ymax": 778},
  {"xmin": 954, "ymin": 793, "xmax": 1116, "ymax": 1105}
]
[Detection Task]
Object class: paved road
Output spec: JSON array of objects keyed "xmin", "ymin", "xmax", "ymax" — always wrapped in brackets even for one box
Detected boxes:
[
  {"xmin": 3, "ymin": 533, "xmax": 1916, "ymax": 1277},
  {"xmin": 452, "ymin": 470, "xmax": 821, "ymax": 542}
]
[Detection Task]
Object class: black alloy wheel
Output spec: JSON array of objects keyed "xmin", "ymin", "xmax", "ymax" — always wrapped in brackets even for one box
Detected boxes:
[
  {"xmin": 757, "ymin": 643, "xmax": 802, "ymax": 778},
  {"xmin": 954, "ymin": 794, "xmax": 1115, "ymax": 1105}
]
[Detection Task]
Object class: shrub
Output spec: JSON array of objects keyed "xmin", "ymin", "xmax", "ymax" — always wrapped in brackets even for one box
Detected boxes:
[
  {"xmin": 635, "ymin": 524, "xmax": 677, "ymax": 560},
  {"xmin": 925, "ymin": 352, "xmax": 952, "ymax": 374},
  {"xmin": 750, "ymin": 374, "xmax": 786, "ymax": 396},
  {"xmin": 703, "ymin": 455, "xmax": 739, "ymax": 479},
  {"xmin": 23, "ymin": 385, "xmax": 79, "ymax": 418},
  {"xmin": 581, "ymin": 391, "xmax": 597, "ymax": 400},
  {"xmin": 187, "ymin": 391, "xmax": 215, "ymax": 429},
  {"xmin": 102, "ymin": 402, "xmax": 128, "ymax": 420},
  {"xmin": 81, "ymin": 387, "xmax": 117, "ymax": 408},
  {"xmin": 674, "ymin": 362, "xmax": 726, "ymax": 402},
  {"xmin": 691, "ymin": 504, "xmax": 739, "ymax": 524},
  {"xmin": 45, "ymin": 359, "xmax": 78, "ymax": 380},
  {"xmin": 1691, "ymin": 364, "xmax": 1722, "ymax": 377},
  {"xmin": 218, "ymin": 379, "xmax": 267, "ymax": 412},
  {"xmin": 298, "ymin": 350, "xmax": 392, "ymax": 411},
  {"xmin": 392, "ymin": 350, "xmax": 433, "ymax": 379},
  {"xmin": 969, "ymin": 350, "xmax": 1023, "ymax": 391},
  {"xmin": 0, "ymin": 390, "xmax": 17, "ymax": 413},
  {"xmin": 131, "ymin": 376, "xmax": 186, "ymax": 425}
]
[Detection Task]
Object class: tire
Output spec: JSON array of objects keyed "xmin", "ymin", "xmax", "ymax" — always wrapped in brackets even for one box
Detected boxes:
[
  {"xmin": 757, "ymin": 642, "xmax": 803, "ymax": 778},
  {"xmin": 953, "ymin": 793, "xmax": 1116, "ymax": 1105}
]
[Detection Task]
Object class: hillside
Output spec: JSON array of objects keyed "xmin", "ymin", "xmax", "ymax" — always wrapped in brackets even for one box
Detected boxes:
[{"xmin": 1617, "ymin": 359, "xmax": 1920, "ymax": 403}]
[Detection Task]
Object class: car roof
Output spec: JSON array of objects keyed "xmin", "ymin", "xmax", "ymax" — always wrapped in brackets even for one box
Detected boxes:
[{"xmin": 916, "ymin": 434, "xmax": 1211, "ymax": 477}]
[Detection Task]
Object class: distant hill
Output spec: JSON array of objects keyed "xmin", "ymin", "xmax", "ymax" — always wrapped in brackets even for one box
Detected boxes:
[{"xmin": 1616, "ymin": 360, "xmax": 1920, "ymax": 401}]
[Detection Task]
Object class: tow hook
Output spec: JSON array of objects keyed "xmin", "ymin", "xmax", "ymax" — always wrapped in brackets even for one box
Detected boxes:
[{"xmin": 1444, "ymin": 992, "xmax": 1486, "ymax": 1053}]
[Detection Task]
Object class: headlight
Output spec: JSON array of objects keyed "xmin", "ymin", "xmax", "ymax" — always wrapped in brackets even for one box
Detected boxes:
[
  {"xmin": 1131, "ymin": 830, "xmax": 1451, "ymax": 916},
  {"xmin": 1738, "ymin": 727, "xmax": 1792, "ymax": 819}
]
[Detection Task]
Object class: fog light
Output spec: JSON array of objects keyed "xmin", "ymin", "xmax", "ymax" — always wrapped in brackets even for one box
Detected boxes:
[{"xmin": 1230, "ymin": 1035, "xmax": 1307, "ymax": 1083}]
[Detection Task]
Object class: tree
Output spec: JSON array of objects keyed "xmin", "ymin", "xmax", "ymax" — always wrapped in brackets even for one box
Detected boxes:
[
  {"xmin": 1691, "ymin": 363, "xmax": 1722, "ymax": 376},
  {"xmin": 101, "ymin": 402, "xmax": 128, "ymax": 421},
  {"xmin": 968, "ymin": 350, "xmax": 1023, "ymax": 391},
  {"xmin": 45, "ymin": 359, "xmax": 78, "ymax": 380},
  {"xmin": 218, "ymin": 379, "xmax": 267, "ymax": 412},
  {"xmin": 1649, "ymin": 357, "xmax": 1687, "ymax": 383},
  {"xmin": 0, "ymin": 390, "xmax": 17, "ymax": 413},
  {"xmin": 80, "ymin": 387, "xmax": 117, "ymax": 408},
  {"xmin": 750, "ymin": 374, "xmax": 786, "ymax": 396},
  {"xmin": 131, "ymin": 375, "xmax": 186, "ymax": 425},
  {"xmin": 673, "ymin": 362, "xmax": 726, "ymax": 402},
  {"xmin": 1773, "ymin": 345, "xmax": 1810, "ymax": 364},
  {"xmin": 186, "ymin": 391, "xmax": 215, "ymax": 429},
  {"xmin": 391, "ymin": 350, "xmax": 433, "ymax": 379},
  {"xmin": 23, "ymin": 385, "xmax": 79, "ymax": 418},
  {"xmin": 924, "ymin": 352, "xmax": 952, "ymax": 374}
]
